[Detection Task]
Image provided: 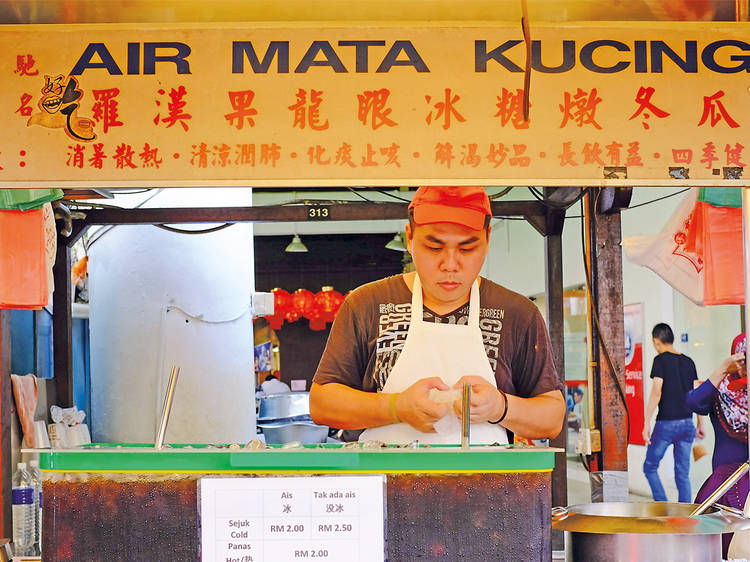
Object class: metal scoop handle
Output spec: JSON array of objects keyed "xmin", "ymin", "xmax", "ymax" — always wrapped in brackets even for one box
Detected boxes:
[
  {"xmin": 155, "ymin": 365, "xmax": 180, "ymax": 449},
  {"xmin": 691, "ymin": 461, "xmax": 749, "ymax": 516},
  {"xmin": 461, "ymin": 383, "xmax": 471, "ymax": 449}
]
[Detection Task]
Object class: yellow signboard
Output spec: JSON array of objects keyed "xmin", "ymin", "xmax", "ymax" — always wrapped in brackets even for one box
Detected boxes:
[{"xmin": 2, "ymin": 22, "xmax": 750, "ymax": 187}]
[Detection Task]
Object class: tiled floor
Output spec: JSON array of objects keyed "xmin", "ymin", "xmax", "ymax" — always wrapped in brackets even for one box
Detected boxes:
[{"xmin": 566, "ymin": 456, "xmax": 651, "ymax": 506}]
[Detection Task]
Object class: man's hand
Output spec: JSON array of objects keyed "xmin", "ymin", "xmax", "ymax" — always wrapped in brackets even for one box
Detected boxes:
[
  {"xmin": 394, "ymin": 377, "xmax": 450, "ymax": 433},
  {"xmin": 450, "ymin": 376, "xmax": 505, "ymax": 423},
  {"xmin": 642, "ymin": 423, "xmax": 651, "ymax": 445},
  {"xmin": 696, "ymin": 425, "xmax": 706, "ymax": 440}
]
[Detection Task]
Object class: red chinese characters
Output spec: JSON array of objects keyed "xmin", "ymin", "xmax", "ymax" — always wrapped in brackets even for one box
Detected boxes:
[
  {"xmin": 113, "ymin": 144, "xmax": 137, "ymax": 169},
  {"xmin": 425, "ymin": 89, "xmax": 466, "ymax": 130},
  {"xmin": 16, "ymin": 94, "xmax": 33, "ymax": 117},
  {"xmin": 14, "ymin": 55, "xmax": 39, "ymax": 77},
  {"xmin": 357, "ymin": 89, "xmax": 397, "ymax": 130},
  {"xmin": 139, "ymin": 143, "xmax": 163, "ymax": 168},
  {"xmin": 628, "ymin": 87, "xmax": 670, "ymax": 130},
  {"xmin": 92, "ymin": 88, "xmax": 124, "ymax": 133},
  {"xmin": 698, "ymin": 91, "xmax": 740, "ymax": 128},
  {"xmin": 289, "ymin": 89, "xmax": 329, "ymax": 130},
  {"xmin": 494, "ymin": 88, "xmax": 529, "ymax": 129},
  {"xmin": 154, "ymin": 86, "xmax": 191, "ymax": 131},
  {"xmin": 66, "ymin": 144, "xmax": 85, "ymax": 168},
  {"xmin": 559, "ymin": 88, "xmax": 602, "ymax": 130},
  {"xmin": 225, "ymin": 90, "xmax": 258, "ymax": 130}
]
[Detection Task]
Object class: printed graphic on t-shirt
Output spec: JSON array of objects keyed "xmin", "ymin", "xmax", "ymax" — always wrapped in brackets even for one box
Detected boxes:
[{"xmin": 374, "ymin": 302, "xmax": 504, "ymax": 390}]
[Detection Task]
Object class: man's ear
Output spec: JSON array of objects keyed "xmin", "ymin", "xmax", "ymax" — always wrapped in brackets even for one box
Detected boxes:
[{"xmin": 405, "ymin": 224, "xmax": 413, "ymax": 253}]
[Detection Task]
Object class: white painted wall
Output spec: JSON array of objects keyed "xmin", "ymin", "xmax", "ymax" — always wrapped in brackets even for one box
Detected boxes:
[{"xmin": 89, "ymin": 188, "xmax": 256, "ymax": 444}]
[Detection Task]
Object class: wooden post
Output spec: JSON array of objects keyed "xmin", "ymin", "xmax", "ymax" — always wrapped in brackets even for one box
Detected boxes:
[{"xmin": 590, "ymin": 192, "xmax": 629, "ymax": 478}]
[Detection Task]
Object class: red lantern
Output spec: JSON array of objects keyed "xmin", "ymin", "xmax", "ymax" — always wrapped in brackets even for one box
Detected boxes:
[
  {"xmin": 265, "ymin": 288, "xmax": 292, "ymax": 329},
  {"xmin": 315, "ymin": 287, "xmax": 344, "ymax": 323},
  {"xmin": 292, "ymin": 289, "xmax": 317, "ymax": 319},
  {"xmin": 309, "ymin": 316, "xmax": 327, "ymax": 331}
]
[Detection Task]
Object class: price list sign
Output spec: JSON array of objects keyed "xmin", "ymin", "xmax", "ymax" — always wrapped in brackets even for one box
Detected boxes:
[{"xmin": 199, "ymin": 475, "xmax": 385, "ymax": 562}]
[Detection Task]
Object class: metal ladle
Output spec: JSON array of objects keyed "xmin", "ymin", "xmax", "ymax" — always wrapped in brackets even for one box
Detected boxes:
[
  {"xmin": 461, "ymin": 383, "xmax": 471, "ymax": 449},
  {"xmin": 155, "ymin": 365, "xmax": 180, "ymax": 449},
  {"xmin": 690, "ymin": 461, "xmax": 750, "ymax": 516}
]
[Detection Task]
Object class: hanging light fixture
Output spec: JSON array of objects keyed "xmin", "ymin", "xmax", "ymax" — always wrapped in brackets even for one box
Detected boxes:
[
  {"xmin": 285, "ymin": 234, "xmax": 308, "ymax": 253},
  {"xmin": 385, "ymin": 233, "xmax": 407, "ymax": 252}
]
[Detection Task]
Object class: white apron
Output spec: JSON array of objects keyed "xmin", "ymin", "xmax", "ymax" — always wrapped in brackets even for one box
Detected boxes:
[{"xmin": 359, "ymin": 274, "xmax": 508, "ymax": 445}]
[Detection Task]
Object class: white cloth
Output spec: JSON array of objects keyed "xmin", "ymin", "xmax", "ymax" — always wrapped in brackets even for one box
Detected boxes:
[
  {"xmin": 261, "ymin": 378, "xmax": 291, "ymax": 395},
  {"xmin": 360, "ymin": 275, "xmax": 508, "ymax": 445}
]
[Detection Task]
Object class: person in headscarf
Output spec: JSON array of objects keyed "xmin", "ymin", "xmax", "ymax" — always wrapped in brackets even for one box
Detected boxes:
[{"xmin": 687, "ymin": 333, "xmax": 748, "ymax": 558}]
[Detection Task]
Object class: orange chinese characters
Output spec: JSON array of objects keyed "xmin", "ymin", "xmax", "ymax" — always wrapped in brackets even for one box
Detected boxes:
[
  {"xmin": 191, "ymin": 143, "xmax": 210, "ymax": 168},
  {"xmin": 14, "ymin": 55, "xmax": 39, "ymax": 77},
  {"xmin": 425, "ymin": 89, "xmax": 466, "ymax": 130},
  {"xmin": 380, "ymin": 143, "xmax": 401, "ymax": 167},
  {"xmin": 700, "ymin": 142, "xmax": 719, "ymax": 169},
  {"xmin": 625, "ymin": 142, "xmax": 643, "ymax": 166},
  {"xmin": 495, "ymin": 88, "xmax": 529, "ymax": 129},
  {"xmin": 154, "ymin": 87, "xmax": 191, "ymax": 132},
  {"xmin": 434, "ymin": 142, "xmax": 455, "ymax": 167},
  {"xmin": 672, "ymin": 149, "xmax": 693, "ymax": 165},
  {"xmin": 334, "ymin": 143, "xmax": 357, "ymax": 168},
  {"xmin": 361, "ymin": 144, "xmax": 378, "ymax": 167},
  {"xmin": 628, "ymin": 87, "xmax": 670, "ymax": 130},
  {"xmin": 307, "ymin": 145, "xmax": 331, "ymax": 164},
  {"xmin": 487, "ymin": 143, "xmax": 510, "ymax": 168},
  {"xmin": 460, "ymin": 144, "xmax": 481, "ymax": 167},
  {"xmin": 582, "ymin": 143, "xmax": 605, "ymax": 166},
  {"xmin": 606, "ymin": 141, "xmax": 624, "ymax": 166},
  {"xmin": 260, "ymin": 143, "xmax": 281, "ymax": 167},
  {"xmin": 289, "ymin": 89, "xmax": 329, "ymax": 130},
  {"xmin": 92, "ymin": 88, "xmax": 124, "ymax": 134},
  {"xmin": 509, "ymin": 145, "xmax": 530, "ymax": 167},
  {"xmin": 225, "ymin": 90, "xmax": 258, "ymax": 130},
  {"xmin": 558, "ymin": 142, "xmax": 578, "ymax": 166},
  {"xmin": 725, "ymin": 143, "xmax": 746, "ymax": 167},
  {"xmin": 27, "ymin": 74, "xmax": 96, "ymax": 141},
  {"xmin": 559, "ymin": 88, "xmax": 602, "ymax": 130},
  {"xmin": 698, "ymin": 91, "xmax": 740, "ymax": 128},
  {"xmin": 357, "ymin": 89, "xmax": 397, "ymax": 130}
]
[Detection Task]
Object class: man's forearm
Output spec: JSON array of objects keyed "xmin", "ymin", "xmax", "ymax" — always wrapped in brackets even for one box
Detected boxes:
[
  {"xmin": 501, "ymin": 390, "xmax": 566, "ymax": 440},
  {"xmin": 644, "ymin": 391, "xmax": 660, "ymax": 425},
  {"xmin": 310, "ymin": 382, "xmax": 393, "ymax": 430}
]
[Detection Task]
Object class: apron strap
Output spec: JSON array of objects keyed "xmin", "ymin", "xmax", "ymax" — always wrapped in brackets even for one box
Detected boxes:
[{"xmin": 411, "ymin": 274, "xmax": 480, "ymax": 328}]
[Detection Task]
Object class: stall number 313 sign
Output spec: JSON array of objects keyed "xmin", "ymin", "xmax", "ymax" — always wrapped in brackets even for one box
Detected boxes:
[{"xmin": 199, "ymin": 475, "xmax": 385, "ymax": 562}]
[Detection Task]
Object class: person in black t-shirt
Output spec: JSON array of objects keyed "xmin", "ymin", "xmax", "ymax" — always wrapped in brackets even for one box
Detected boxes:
[{"xmin": 642, "ymin": 323, "xmax": 704, "ymax": 502}]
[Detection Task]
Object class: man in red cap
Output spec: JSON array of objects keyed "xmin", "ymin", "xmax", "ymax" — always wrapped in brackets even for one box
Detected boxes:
[{"xmin": 310, "ymin": 187, "xmax": 565, "ymax": 444}]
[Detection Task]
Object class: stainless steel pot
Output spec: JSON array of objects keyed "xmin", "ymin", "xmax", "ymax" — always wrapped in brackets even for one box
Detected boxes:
[
  {"xmin": 258, "ymin": 422, "xmax": 328, "ymax": 444},
  {"xmin": 258, "ymin": 392, "xmax": 310, "ymax": 421},
  {"xmin": 552, "ymin": 502, "xmax": 750, "ymax": 562}
]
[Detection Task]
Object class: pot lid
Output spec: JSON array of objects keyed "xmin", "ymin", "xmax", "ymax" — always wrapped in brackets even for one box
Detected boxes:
[{"xmin": 552, "ymin": 502, "xmax": 750, "ymax": 535}]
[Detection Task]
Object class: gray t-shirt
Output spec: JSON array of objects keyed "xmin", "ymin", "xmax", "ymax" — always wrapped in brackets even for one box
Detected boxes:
[{"xmin": 314, "ymin": 274, "xmax": 562, "ymax": 399}]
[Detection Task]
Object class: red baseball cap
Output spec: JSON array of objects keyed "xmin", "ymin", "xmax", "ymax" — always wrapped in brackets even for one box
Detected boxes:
[{"xmin": 408, "ymin": 186, "xmax": 491, "ymax": 231}]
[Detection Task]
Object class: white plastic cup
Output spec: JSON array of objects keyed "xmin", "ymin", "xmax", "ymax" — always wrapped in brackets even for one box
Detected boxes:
[{"xmin": 32, "ymin": 420, "xmax": 50, "ymax": 448}]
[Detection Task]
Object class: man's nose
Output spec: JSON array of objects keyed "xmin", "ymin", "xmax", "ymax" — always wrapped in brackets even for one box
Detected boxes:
[{"xmin": 440, "ymin": 250, "xmax": 460, "ymax": 271}]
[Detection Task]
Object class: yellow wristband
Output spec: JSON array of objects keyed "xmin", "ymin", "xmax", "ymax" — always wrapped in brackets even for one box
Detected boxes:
[{"xmin": 389, "ymin": 393, "xmax": 401, "ymax": 423}]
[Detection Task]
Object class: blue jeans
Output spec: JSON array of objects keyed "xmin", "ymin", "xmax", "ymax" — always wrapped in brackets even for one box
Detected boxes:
[{"xmin": 643, "ymin": 418, "xmax": 696, "ymax": 502}]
